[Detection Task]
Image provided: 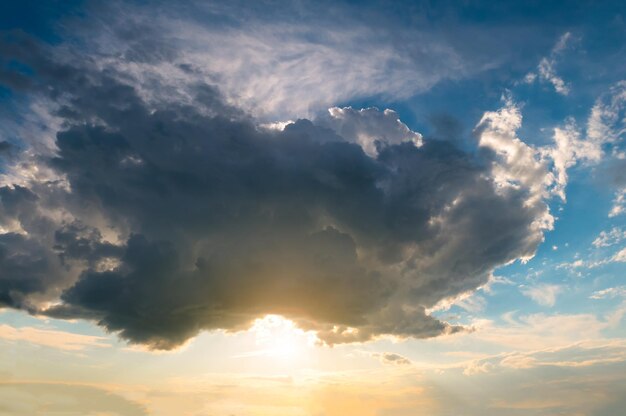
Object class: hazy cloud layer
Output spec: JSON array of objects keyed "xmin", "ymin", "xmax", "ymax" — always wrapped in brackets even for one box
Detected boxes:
[
  {"xmin": 70, "ymin": 1, "xmax": 472, "ymax": 119},
  {"xmin": 0, "ymin": 323, "xmax": 109, "ymax": 351},
  {"xmin": 0, "ymin": 382, "xmax": 146, "ymax": 416}
]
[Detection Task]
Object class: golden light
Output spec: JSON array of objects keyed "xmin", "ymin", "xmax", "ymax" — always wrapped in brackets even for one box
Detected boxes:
[{"xmin": 249, "ymin": 315, "xmax": 314, "ymax": 361}]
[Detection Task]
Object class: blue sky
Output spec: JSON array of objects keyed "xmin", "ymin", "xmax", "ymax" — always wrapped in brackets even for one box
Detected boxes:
[{"xmin": 1, "ymin": 1, "xmax": 626, "ymax": 415}]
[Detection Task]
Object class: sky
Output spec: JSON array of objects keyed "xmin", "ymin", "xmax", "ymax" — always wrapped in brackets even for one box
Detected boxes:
[{"xmin": 0, "ymin": 0, "xmax": 626, "ymax": 415}]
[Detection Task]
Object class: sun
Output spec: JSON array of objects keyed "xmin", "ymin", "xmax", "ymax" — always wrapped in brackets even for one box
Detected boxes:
[{"xmin": 250, "ymin": 315, "xmax": 314, "ymax": 361}]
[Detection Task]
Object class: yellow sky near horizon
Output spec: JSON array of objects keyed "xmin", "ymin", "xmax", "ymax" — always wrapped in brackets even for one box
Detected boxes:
[{"xmin": 1, "ymin": 309, "xmax": 626, "ymax": 416}]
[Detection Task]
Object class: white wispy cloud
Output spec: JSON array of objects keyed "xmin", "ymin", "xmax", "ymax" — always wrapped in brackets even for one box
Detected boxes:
[
  {"xmin": 609, "ymin": 188, "xmax": 626, "ymax": 217},
  {"xmin": 613, "ymin": 247, "xmax": 626, "ymax": 262},
  {"xmin": 547, "ymin": 118, "xmax": 603, "ymax": 200},
  {"xmin": 593, "ymin": 227, "xmax": 626, "ymax": 247},
  {"xmin": 0, "ymin": 324, "xmax": 110, "ymax": 351},
  {"xmin": 475, "ymin": 94, "xmax": 554, "ymax": 235},
  {"xmin": 520, "ymin": 284, "xmax": 562, "ymax": 307},
  {"xmin": 470, "ymin": 311, "xmax": 609, "ymax": 350},
  {"xmin": 82, "ymin": 2, "xmax": 475, "ymax": 119},
  {"xmin": 427, "ymin": 291, "xmax": 487, "ymax": 314},
  {"xmin": 463, "ymin": 339, "xmax": 626, "ymax": 374},
  {"xmin": 587, "ymin": 81, "xmax": 626, "ymax": 146},
  {"xmin": 586, "ymin": 81, "xmax": 626, "ymax": 217},
  {"xmin": 474, "ymin": 93, "xmax": 596, "ymax": 216},
  {"xmin": 590, "ymin": 286, "xmax": 626, "ymax": 299},
  {"xmin": 524, "ymin": 32, "xmax": 574, "ymax": 95}
]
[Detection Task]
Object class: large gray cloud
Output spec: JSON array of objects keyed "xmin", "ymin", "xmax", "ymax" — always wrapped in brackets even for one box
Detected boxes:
[{"xmin": 0, "ymin": 31, "xmax": 550, "ymax": 349}]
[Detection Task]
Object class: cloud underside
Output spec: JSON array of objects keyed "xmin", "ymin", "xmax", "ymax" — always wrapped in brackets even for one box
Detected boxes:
[{"xmin": 0, "ymin": 33, "xmax": 550, "ymax": 349}]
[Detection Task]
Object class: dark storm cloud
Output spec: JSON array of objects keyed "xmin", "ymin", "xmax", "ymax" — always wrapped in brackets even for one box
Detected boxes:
[
  {"xmin": 0, "ymin": 31, "xmax": 548, "ymax": 349},
  {"xmin": 0, "ymin": 141, "xmax": 11, "ymax": 153},
  {"xmin": 0, "ymin": 185, "xmax": 66, "ymax": 309},
  {"xmin": 0, "ymin": 232, "xmax": 54, "ymax": 308}
]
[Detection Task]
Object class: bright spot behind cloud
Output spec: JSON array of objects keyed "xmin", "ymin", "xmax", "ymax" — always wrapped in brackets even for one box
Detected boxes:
[{"xmin": 243, "ymin": 315, "xmax": 315, "ymax": 361}]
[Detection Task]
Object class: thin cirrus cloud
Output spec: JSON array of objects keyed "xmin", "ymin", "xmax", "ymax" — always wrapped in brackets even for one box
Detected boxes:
[
  {"xmin": 74, "ymin": 0, "xmax": 473, "ymax": 120},
  {"xmin": 462, "ymin": 340, "xmax": 626, "ymax": 374},
  {"xmin": 586, "ymin": 81, "xmax": 626, "ymax": 217},
  {"xmin": 590, "ymin": 286, "xmax": 626, "ymax": 299},
  {"xmin": 524, "ymin": 32, "xmax": 574, "ymax": 95},
  {"xmin": 0, "ymin": 324, "xmax": 109, "ymax": 351},
  {"xmin": 520, "ymin": 284, "xmax": 562, "ymax": 307}
]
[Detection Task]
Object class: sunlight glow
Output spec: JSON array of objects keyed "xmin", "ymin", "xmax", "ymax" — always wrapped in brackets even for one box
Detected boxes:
[{"xmin": 249, "ymin": 315, "xmax": 314, "ymax": 361}]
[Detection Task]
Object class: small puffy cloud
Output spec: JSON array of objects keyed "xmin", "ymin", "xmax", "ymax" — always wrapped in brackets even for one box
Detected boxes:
[
  {"xmin": 520, "ymin": 284, "xmax": 562, "ymax": 307},
  {"xmin": 318, "ymin": 107, "xmax": 422, "ymax": 157},
  {"xmin": 378, "ymin": 352, "xmax": 412, "ymax": 366},
  {"xmin": 613, "ymin": 248, "xmax": 626, "ymax": 262}
]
